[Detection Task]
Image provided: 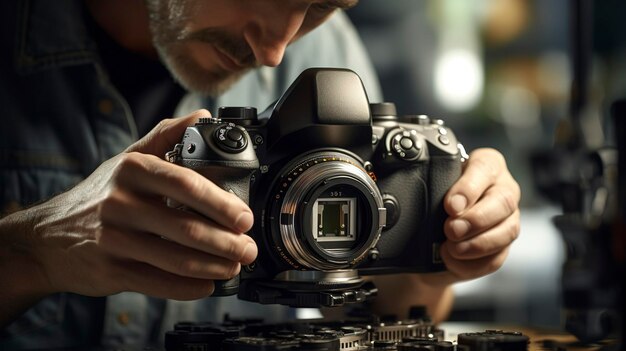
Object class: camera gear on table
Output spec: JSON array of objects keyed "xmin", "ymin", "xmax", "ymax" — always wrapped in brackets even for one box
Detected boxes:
[
  {"xmin": 166, "ymin": 68, "xmax": 467, "ymax": 308},
  {"xmin": 164, "ymin": 312, "xmax": 530, "ymax": 351}
]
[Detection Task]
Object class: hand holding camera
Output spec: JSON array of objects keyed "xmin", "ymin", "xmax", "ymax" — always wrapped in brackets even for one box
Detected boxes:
[
  {"xmin": 0, "ymin": 110, "xmax": 256, "ymax": 315},
  {"xmin": 440, "ymin": 148, "xmax": 521, "ymax": 283}
]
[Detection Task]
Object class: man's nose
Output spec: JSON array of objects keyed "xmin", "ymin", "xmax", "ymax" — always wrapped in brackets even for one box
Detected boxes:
[{"xmin": 243, "ymin": 3, "xmax": 308, "ymax": 67}]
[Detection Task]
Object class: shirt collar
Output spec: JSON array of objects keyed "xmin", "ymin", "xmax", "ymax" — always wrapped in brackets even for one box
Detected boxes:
[{"xmin": 15, "ymin": 0, "xmax": 99, "ymax": 75}]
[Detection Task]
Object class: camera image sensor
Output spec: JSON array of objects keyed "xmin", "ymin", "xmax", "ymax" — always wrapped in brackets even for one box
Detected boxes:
[{"xmin": 312, "ymin": 197, "xmax": 356, "ymax": 244}]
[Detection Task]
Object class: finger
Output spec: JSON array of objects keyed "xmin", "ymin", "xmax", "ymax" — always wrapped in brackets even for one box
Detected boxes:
[
  {"xmin": 113, "ymin": 152, "xmax": 254, "ymax": 234},
  {"xmin": 444, "ymin": 148, "xmax": 509, "ymax": 216},
  {"xmin": 445, "ymin": 184, "xmax": 520, "ymax": 241},
  {"xmin": 445, "ymin": 209, "xmax": 520, "ymax": 260},
  {"xmin": 99, "ymin": 190, "xmax": 258, "ymax": 264},
  {"xmin": 113, "ymin": 260, "xmax": 217, "ymax": 300},
  {"xmin": 440, "ymin": 243, "xmax": 510, "ymax": 281},
  {"xmin": 96, "ymin": 225, "xmax": 241, "ymax": 280},
  {"xmin": 126, "ymin": 109, "xmax": 210, "ymax": 156}
]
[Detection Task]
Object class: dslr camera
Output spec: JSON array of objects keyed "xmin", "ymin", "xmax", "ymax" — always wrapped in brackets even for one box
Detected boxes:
[{"xmin": 166, "ymin": 68, "xmax": 466, "ymax": 308}]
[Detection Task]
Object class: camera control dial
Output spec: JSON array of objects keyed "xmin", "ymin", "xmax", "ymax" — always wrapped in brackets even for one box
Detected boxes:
[
  {"xmin": 214, "ymin": 123, "xmax": 248, "ymax": 153},
  {"xmin": 198, "ymin": 116, "xmax": 222, "ymax": 124},
  {"xmin": 391, "ymin": 130, "xmax": 423, "ymax": 160}
]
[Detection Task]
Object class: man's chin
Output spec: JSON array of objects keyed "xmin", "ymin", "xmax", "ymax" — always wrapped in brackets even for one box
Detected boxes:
[{"xmin": 158, "ymin": 47, "xmax": 252, "ymax": 97}]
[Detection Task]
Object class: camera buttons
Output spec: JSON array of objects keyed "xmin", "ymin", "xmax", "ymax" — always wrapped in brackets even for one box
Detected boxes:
[
  {"xmin": 399, "ymin": 137, "xmax": 414, "ymax": 149},
  {"xmin": 227, "ymin": 128, "xmax": 244, "ymax": 142},
  {"xmin": 391, "ymin": 131, "xmax": 422, "ymax": 160},
  {"xmin": 438, "ymin": 135, "xmax": 450, "ymax": 146},
  {"xmin": 214, "ymin": 124, "xmax": 248, "ymax": 153}
]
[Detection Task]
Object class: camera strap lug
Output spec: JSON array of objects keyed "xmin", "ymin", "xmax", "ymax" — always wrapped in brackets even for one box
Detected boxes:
[
  {"xmin": 165, "ymin": 143, "xmax": 184, "ymax": 163},
  {"xmin": 457, "ymin": 143, "xmax": 470, "ymax": 162}
]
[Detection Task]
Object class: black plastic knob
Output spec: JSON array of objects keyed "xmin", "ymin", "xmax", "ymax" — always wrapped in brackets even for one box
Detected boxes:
[
  {"xmin": 371, "ymin": 102, "xmax": 398, "ymax": 121},
  {"xmin": 214, "ymin": 124, "xmax": 248, "ymax": 153},
  {"xmin": 226, "ymin": 128, "xmax": 244, "ymax": 142},
  {"xmin": 391, "ymin": 130, "xmax": 422, "ymax": 160},
  {"xmin": 400, "ymin": 137, "xmax": 414, "ymax": 149},
  {"xmin": 218, "ymin": 107, "xmax": 257, "ymax": 126}
]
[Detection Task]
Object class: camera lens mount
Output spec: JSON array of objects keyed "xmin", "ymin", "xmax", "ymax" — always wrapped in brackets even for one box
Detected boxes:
[{"xmin": 272, "ymin": 152, "xmax": 386, "ymax": 271}]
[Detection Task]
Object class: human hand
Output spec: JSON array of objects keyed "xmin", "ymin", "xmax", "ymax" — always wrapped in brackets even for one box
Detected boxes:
[
  {"xmin": 421, "ymin": 148, "xmax": 521, "ymax": 286},
  {"xmin": 9, "ymin": 109, "xmax": 256, "ymax": 300},
  {"xmin": 442, "ymin": 147, "xmax": 520, "ymax": 281}
]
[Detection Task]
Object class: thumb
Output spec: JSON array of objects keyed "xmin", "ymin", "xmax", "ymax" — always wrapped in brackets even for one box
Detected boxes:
[{"xmin": 125, "ymin": 109, "xmax": 211, "ymax": 156}]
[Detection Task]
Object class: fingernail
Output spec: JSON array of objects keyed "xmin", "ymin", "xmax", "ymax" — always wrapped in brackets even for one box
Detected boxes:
[
  {"xmin": 241, "ymin": 242, "xmax": 258, "ymax": 264},
  {"xmin": 450, "ymin": 219, "xmax": 471, "ymax": 239},
  {"xmin": 235, "ymin": 211, "xmax": 254, "ymax": 232},
  {"xmin": 450, "ymin": 195, "xmax": 467, "ymax": 214}
]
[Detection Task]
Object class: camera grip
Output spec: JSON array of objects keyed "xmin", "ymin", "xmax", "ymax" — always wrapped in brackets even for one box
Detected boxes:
[
  {"xmin": 195, "ymin": 166, "xmax": 257, "ymax": 296},
  {"xmin": 212, "ymin": 275, "xmax": 241, "ymax": 296}
]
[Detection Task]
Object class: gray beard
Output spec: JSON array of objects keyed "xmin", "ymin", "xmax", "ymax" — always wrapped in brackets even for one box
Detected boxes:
[
  {"xmin": 144, "ymin": 0, "xmax": 255, "ymax": 97},
  {"xmin": 154, "ymin": 42, "xmax": 251, "ymax": 97}
]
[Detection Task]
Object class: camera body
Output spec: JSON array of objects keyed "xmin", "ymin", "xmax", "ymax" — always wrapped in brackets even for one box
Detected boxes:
[{"xmin": 167, "ymin": 68, "xmax": 465, "ymax": 307}]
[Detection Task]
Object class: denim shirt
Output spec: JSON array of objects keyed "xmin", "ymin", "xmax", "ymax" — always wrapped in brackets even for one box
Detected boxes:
[{"xmin": 0, "ymin": 0, "xmax": 382, "ymax": 349}]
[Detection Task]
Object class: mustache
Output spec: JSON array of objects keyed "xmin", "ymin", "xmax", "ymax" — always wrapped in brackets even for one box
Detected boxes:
[{"xmin": 182, "ymin": 29, "xmax": 257, "ymax": 67}]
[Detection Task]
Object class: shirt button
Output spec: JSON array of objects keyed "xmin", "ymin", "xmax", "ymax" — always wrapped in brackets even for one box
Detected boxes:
[
  {"xmin": 117, "ymin": 312, "xmax": 131, "ymax": 326},
  {"xmin": 98, "ymin": 99, "xmax": 114, "ymax": 115}
]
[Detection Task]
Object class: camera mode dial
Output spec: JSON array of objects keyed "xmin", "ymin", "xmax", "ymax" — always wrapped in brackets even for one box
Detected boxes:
[
  {"xmin": 213, "ymin": 123, "xmax": 248, "ymax": 153},
  {"xmin": 218, "ymin": 107, "xmax": 258, "ymax": 126},
  {"xmin": 370, "ymin": 102, "xmax": 398, "ymax": 121},
  {"xmin": 390, "ymin": 129, "xmax": 423, "ymax": 160}
]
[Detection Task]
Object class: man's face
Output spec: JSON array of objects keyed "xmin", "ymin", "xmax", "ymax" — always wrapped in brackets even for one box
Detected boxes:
[{"xmin": 144, "ymin": 0, "xmax": 359, "ymax": 96}]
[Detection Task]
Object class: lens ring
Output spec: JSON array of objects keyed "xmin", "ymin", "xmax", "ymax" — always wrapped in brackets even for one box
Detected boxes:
[{"xmin": 277, "ymin": 152, "xmax": 384, "ymax": 270}]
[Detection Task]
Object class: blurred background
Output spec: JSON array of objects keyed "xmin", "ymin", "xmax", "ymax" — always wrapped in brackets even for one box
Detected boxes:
[{"xmin": 345, "ymin": 0, "xmax": 626, "ymax": 329}]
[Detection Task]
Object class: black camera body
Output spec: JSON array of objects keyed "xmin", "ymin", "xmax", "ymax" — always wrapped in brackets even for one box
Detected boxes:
[{"xmin": 167, "ymin": 68, "xmax": 465, "ymax": 307}]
